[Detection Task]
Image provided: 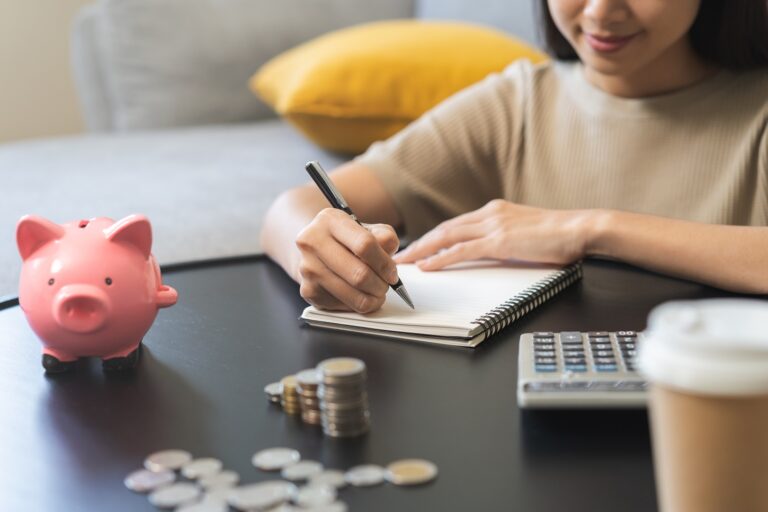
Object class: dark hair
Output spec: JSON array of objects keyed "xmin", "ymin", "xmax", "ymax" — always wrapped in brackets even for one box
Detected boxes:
[{"xmin": 537, "ymin": 0, "xmax": 768, "ymax": 70}]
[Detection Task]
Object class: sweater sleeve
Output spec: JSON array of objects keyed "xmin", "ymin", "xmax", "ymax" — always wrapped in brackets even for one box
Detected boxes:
[{"xmin": 354, "ymin": 60, "xmax": 529, "ymax": 239}]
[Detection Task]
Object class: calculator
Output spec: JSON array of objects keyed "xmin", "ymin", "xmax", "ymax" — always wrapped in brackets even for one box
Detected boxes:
[{"xmin": 517, "ymin": 331, "xmax": 647, "ymax": 408}]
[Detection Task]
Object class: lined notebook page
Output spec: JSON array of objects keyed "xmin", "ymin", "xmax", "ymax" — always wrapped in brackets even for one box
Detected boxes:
[{"xmin": 302, "ymin": 260, "xmax": 566, "ymax": 337}]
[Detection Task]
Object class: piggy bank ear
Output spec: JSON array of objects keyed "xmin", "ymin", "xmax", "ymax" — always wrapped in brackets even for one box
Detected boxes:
[
  {"xmin": 16, "ymin": 215, "xmax": 65, "ymax": 261},
  {"xmin": 104, "ymin": 214, "xmax": 152, "ymax": 260}
]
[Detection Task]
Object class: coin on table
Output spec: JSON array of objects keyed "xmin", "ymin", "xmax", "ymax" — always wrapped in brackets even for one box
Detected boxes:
[
  {"xmin": 281, "ymin": 460, "xmax": 323, "ymax": 481},
  {"xmin": 317, "ymin": 358, "xmax": 365, "ymax": 379},
  {"xmin": 294, "ymin": 484, "xmax": 337, "ymax": 508},
  {"xmin": 182, "ymin": 457, "xmax": 223, "ymax": 479},
  {"xmin": 124, "ymin": 468, "xmax": 175, "ymax": 493},
  {"xmin": 176, "ymin": 498, "xmax": 228, "ymax": 512},
  {"xmin": 344, "ymin": 464, "xmax": 386, "ymax": 487},
  {"xmin": 148, "ymin": 482, "xmax": 201, "ymax": 508},
  {"xmin": 308, "ymin": 470, "xmax": 347, "ymax": 489},
  {"xmin": 144, "ymin": 449, "xmax": 193, "ymax": 472},
  {"xmin": 200, "ymin": 487, "xmax": 233, "ymax": 505},
  {"xmin": 252, "ymin": 447, "xmax": 301, "ymax": 471},
  {"xmin": 265, "ymin": 382, "xmax": 283, "ymax": 403},
  {"xmin": 296, "ymin": 368, "xmax": 321, "ymax": 387},
  {"xmin": 228, "ymin": 481, "xmax": 298, "ymax": 510},
  {"xmin": 385, "ymin": 459, "xmax": 438, "ymax": 486},
  {"xmin": 281, "ymin": 375, "xmax": 299, "ymax": 393},
  {"xmin": 199, "ymin": 469, "xmax": 239, "ymax": 490}
]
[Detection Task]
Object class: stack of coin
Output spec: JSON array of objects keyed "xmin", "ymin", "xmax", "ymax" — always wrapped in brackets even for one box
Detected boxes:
[
  {"xmin": 317, "ymin": 358, "xmax": 370, "ymax": 437},
  {"xmin": 296, "ymin": 369, "xmax": 322, "ymax": 425},
  {"xmin": 281, "ymin": 375, "xmax": 301, "ymax": 415}
]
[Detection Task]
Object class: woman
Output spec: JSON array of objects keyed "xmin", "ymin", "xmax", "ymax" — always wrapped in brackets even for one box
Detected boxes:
[{"xmin": 261, "ymin": 0, "xmax": 768, "ymax": 313}]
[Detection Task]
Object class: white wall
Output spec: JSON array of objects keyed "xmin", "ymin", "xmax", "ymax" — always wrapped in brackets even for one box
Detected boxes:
[{"xmin": 0, "ymin": 0, "xmax": 93, "ymax": 143}]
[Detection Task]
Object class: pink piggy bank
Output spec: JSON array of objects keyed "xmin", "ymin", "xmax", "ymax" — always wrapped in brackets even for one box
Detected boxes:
[{"xmin": 16, "ymin": 214, "xmax": 178, "ymax": 373}]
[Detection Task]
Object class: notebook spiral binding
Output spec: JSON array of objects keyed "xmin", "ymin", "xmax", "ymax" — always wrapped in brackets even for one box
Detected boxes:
[{"xmin": 470, "ymin": 262, "xmax": 583, "ymax": 340}]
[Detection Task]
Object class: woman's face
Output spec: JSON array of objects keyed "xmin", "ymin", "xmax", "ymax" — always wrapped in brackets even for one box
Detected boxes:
[{"xmin": 548, "ymin": 0, "xmax": 702, "ymax": 81}]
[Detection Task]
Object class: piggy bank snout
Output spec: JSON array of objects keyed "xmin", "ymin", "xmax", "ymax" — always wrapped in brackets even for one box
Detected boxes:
[{"xmin": 53, "ymin": 285, "xmax": 111, "ymax": 334}]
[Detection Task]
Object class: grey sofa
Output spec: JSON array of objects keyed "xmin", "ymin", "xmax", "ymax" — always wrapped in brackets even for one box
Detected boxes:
[{"xmin": 0, "ymin": 0, "xmax": 539, "ymax": 297}]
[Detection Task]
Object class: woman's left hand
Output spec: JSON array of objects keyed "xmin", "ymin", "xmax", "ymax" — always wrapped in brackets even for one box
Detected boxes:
[{"xmin": 394, "ymin": 199, "xmax": 599, "ymax": 270}]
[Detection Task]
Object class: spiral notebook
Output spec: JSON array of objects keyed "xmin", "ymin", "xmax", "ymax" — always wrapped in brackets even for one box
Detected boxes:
[{"xmin": 300, "ymin": 260, "xmax": 582, "ymax": 347}]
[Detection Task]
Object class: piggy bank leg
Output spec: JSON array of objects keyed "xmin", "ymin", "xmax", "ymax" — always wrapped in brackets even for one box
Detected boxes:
[
  {"xmin": 102, "ymin": 342, "xmax": 142, "ymax": 372},
  {"xmin": 42, "ymin": 349, "xmax": 78, "ymax": 374}
]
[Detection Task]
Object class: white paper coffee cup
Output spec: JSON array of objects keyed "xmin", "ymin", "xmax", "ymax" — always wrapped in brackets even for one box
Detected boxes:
[{"xmin": 638, "ymin": 299, "xmax": 768, "ymax": 512}]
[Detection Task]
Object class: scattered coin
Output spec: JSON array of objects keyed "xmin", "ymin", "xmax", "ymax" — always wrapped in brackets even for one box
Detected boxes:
[
  {"xmin": 308, "ymin": 470, "xmax": 347, "ymax": 489},
  {"xmin": 252, "ymin": 447, "xmax": 301, "ymax": 471},
  {"xmin": 148, "ymin": 482, "xmax": 201, "ymax": 508},
  {"xmin": 385, "ymin": 459, "xmax": 438, "ymax": 486},
  {"xmin": 294, "ymin": 484, "xmax": 337, "ymax": 508},
  {"xmin": 344, "ymin": 464, "xmax": 386, "ymax": 487},
  {"xmin": 281, "ymin": 460, "xmax": 324, "ymax": 481},
  {"xmin": 144, "ymin": 449, "xmax": 193, "ymax": 472},
  {"xmin": 176, "ymin": 498, "xmax": 228, "ymax": 512},
  {"xmin": 200, "ymin": 487, "xmax": 232, "ymax": 505},
  {"xmin": 199, "ymin": 469, "xmax": 239, "ymax": 490},
  {"xmin": 228, "ymin": 481, "xmax": 298, "ymax": 511},
  {"xmin": 124, "ymin": 468, "xmax": 175, "ymax": 493},
  {"xmin": 181, "ymin": 457, "xmax": 223, "ymax": 479},
  {"xmin": 265, "ymin": 382, "xmax": 283, "ymax": 404}
]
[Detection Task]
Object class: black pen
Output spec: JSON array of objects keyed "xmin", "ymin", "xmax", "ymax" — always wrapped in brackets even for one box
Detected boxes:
[{"xmin": 304, "ymin": 160, "xmax": 414, "ymax": 309}]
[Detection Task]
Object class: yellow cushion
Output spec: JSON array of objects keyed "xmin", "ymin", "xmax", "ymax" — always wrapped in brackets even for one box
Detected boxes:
[{"xmin": 250, "ymin": 20, "xmax": 547, "ymax": 155}]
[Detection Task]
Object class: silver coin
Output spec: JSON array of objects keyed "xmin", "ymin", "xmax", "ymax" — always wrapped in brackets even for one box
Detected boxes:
[
  {"xmin": 344, "ymin": 464, "xmax": 386, "ymax": 487},
  {"xmin": 385, "ymin": 458, "xmax": 438, "ymax": 486},
  {"xmin": 144, "ymin": 449, "xmax": 193, "ymax": 472},
  {"xmin": 228, "ymin": 481, "xmax": 298, "ymax": 510},
  {"xmin": 293, "ymin": 484, "xmax": 336, "ymax": 508},
  {"xmin": 148, "ymin": 482, "xmax": 200, "ymax": 508},
  {"xmin": 181, "ymin": 457, "xmax": 223, "ymax": 479},
  {"xmin": 296, "ymin": 368, "xmax": 321, "ymax": 387},
  {"xmin": 281, "ymin": 460, "xmax": 324, "ymax": 481},
  {"xmin": 303, "ymin": 502, "xmax": 349, "ymax": 512},
  {"xmin": 265, "ymin": 382, "xmax": 283, "ymax": 403},
  {"xmin": 252, "ymin": 448, "xmax": 301, "ymax": 471},
  {"xmin": 308, "ymin": 470, "xmax": 347, "ymax": 489},
  {"xmin": 123, "ymin": 468, "xmax": 175, "ymax": 493},
  {"xmin": 176, "ymin": 498, "xmax": 228, "ymax": 512},
  {"xmin": 200, "ymin": 487, "xmax": 232, "ymax": 504},
  {"xmin": 264, "ymin": 504, "xmax": 299, "ymax": 512},
  {"xmin": 199, "ymin": 469, "xmax": 239, "ymax": 490}
]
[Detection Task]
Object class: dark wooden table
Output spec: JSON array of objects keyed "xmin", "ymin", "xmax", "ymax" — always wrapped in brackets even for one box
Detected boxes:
[{"xmin": 0, "ymin": 256, "xmax": 741, "ymax": 511}]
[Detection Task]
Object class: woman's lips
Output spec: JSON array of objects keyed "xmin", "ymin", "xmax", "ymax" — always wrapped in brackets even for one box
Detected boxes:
[{"xmin": 585, "ymin": 32, "xmax": 638, "ymax": 53}]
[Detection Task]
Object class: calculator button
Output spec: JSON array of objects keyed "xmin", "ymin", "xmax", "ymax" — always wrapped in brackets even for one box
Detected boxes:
[
  {"xmin": 617, "ymin": 331, "xmax": 637, "ymax": 337},
  {"xmin": 535, "ymin": 357, "xmax": 557, "ymax": 365},
  {"xmin": 620, "ymin": 343, "xmax": 636, "ymax": 350},
  {"xmin": 587, "ymin": 332, "xmax": 610, "ymax": 338},
  {"xmin": 594, "ymin": 357, "xmax": 617, "ymax": 365},
  {"xmin": 535, "ymin": 350, "xmax": 556, "ymax": 358},
  {"xmin": 589, "ymin": 337, "xmax": 610, "ymax": 344},
  {"xmin": 563, "ymin": 350, "xmax": 584, "ymax": 357},
  {"xmin": 590, "ymin": 343, "xmax": 612, "ymax": 351},
  {"xmin": 564, "ymin": 364, "xmax": 587, "ymax": 372},
  {"xmin": 533, "ymin": 341, "xmax": 555, "ymax": 348},
  {"xmin": 564, "ymin": 357, "xmax": 586, "ymax": 365},
  {"xmin": 622, "ymin": 350, "xmax": 637, "ymax": 358},
  {"xmin": 592, "ymin": 350, "xmax": 615, "ymax": 358},
  {"xmin": 533, "ymin": 332, "xmax": 554, "ymax": 338},
  {"xmin": 595, "ymin": 364, "xmax": 618, "ymax": 372},
  {"xmin": 535, "ymin": 365, "xmax": 558, "ymax": 373},
  {"xmin": 559, "ymin": 332, "xmax": 583, "ymax": 342}
]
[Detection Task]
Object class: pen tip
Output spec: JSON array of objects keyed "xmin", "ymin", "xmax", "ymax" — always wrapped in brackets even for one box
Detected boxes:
[{"xmin": 395, "ymin": 286, "xmax": 415, "ymax": 309}]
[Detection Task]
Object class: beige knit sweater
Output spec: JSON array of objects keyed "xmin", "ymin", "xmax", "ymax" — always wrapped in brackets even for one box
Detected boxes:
[{"xmin": 355, "ymin": 60, "xmax": 768, "ymax": 239}]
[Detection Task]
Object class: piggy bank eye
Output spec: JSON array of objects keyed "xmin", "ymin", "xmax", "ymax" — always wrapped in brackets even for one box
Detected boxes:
[
  {"xmin": 105, "ymin": 277, "xmax": 113, "ymax": 286},
  {"xmin": 48, "ymin": 278, "xmax": 55, "ymax": 286}
]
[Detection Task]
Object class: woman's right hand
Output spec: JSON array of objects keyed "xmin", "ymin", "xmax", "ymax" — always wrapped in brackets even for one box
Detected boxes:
[{"xmin": 295, "ymin": 208, "xmax": 401, "ymax": 313}]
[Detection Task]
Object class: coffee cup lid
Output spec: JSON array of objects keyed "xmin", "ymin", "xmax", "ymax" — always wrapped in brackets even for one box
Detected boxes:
[{"xmin": 638, "ymin": 299, "xmax": 768, "ymax": 396}]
